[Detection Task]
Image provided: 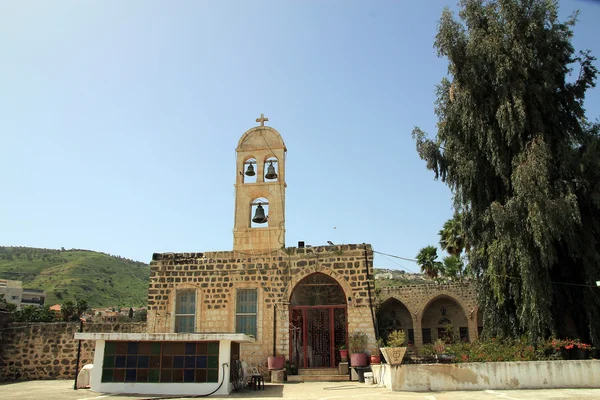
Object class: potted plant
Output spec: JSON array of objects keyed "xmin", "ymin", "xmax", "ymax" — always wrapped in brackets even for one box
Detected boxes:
[
  {"xmin": 370, "ymin": 338, "xmax": 385, "ymax": 364},
  {"xmin": 434, "ymin": 338, "xmax": 455, "ymax": 363},
  {"xmin": 349, "ymin": 331, "xmax": 369, "ymax": 367},
  {"xmin": 338, "ymin": 344, "xmax": 348, "ymax": 362},
  {"xmin": 379, "ymin": 329, "xmax": 407, "ymax": 366},
  {"xmin": 285, "ymin": 360, "xmax": 298, "ymax": 376}
]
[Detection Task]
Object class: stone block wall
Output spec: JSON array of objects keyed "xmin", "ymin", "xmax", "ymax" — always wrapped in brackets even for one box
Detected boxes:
[
  {"xmin": 147, "ymin": 244, "xmax": 378, "ymax": 366},
  {"xmin": 0, "ymin": 322, "xmax": 146, "ymax": 382},
  {"xmin": 376, "ymin": 283, "xmax": 479, "ymax": 346}
]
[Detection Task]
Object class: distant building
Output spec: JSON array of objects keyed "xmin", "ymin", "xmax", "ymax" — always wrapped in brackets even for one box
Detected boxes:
[{"xmin": 0, "ymin": 279, "xmax": 46, "ymax": 308}]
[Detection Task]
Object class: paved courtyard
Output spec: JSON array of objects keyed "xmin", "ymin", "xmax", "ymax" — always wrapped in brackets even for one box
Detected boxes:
[{"xmin": 2, "ymin": 380, "xmax": 600, "ymax": 400}]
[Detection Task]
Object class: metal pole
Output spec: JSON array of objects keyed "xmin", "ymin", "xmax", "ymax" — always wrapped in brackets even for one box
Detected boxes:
[
  {"xmin": 364, "ymin": 244, "xmax": 378, "ymax": 339},
  {"xmin": 73, "ymin": 320, "xmax": 83, "ymax": 390},
  {"xmin": 273, "ymin": 304, "xmax": 277, "ymax": 356}
]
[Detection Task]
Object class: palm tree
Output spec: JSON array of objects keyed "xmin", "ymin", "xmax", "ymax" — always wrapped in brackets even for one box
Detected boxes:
[
  {"xmin": 416, "ymin": 246, "xmax": 443, "ymax": 279},
  {"xmin": 442, "ymin": 255, "xmax": 463, "ymax": 280},
  {"xmin": 438, "ymin": 213, "xmax": 466, "ymax": 256}
]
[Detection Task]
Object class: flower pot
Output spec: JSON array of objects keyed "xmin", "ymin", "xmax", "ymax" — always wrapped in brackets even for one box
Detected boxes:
[
  {"xmin": 339, "ymin": 349, "xmax": 348, "ymax": 362},
  {"xmin": 370, "ymin": 355, "xmax": 381, "ymax": 365},
  {"xmin": 436, "ymin": 354, "xmax": 455, "ymax": 363},
  {"xmin": 267, "ymin": 356, "xmax": 285, "ymax": 370},
  {"xmin": 379, "ymin": 347, "xmax": 407, "ymax": 366},
  {"xmin": 350, "ymin": 352, "xmax": 368, "ymax": 367}
]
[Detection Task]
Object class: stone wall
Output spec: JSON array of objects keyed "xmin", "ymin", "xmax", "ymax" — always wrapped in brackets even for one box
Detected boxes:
[
  {"xmin": 376, "ymin": 283, "xmax": 479, "ymax": 346},
  {"xmin": 147, "ymin": 244, "xmax": 377, "ymax": 366},
  {"xmin": 0, "ymin": 322, "xmax": 146, "ymax": 382}
]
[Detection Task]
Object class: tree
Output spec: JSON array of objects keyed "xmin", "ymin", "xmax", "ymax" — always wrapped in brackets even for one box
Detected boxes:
[
  {"xmin": 412, "ymin": 0, "xmax": 600, "ymax": 345},
  {"xmin": 75, "ymin": 299, "xmax": 88, "ymax": 317},
  {"xmin": 416, "ymin": 246, "xmax": 444, "ymax": 279},
  {"xmin": 442, "ymin": 254, "xmax": 464, "ymax": 280},
  {"xmin": 61, "ymin": 300, "xmax": 76, "ymax": 321},
  {"xmin": 439, "ymin": 213, "xmax": 467, "ymax": 256},
  {"xmin": 133, "ymin": 308, "xmax": 147, "ymax": 322},
  {"xmin": 12, "ymin": 305, "xmax": 56, "ymax": 323},
  {"xmin": 61, "ymin": 298, "xmax": 88, "ymax": 321}
]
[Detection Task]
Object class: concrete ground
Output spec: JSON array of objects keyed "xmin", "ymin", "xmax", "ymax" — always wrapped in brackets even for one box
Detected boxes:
[{"xmin": 2, "ymin": 381, "xmax": 600, "ymax": 400}]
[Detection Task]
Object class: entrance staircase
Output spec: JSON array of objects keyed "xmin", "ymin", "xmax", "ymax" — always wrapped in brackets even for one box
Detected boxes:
[{"xmin": 287, "ymin": 368, "xmax": 349, "ymax": 382}]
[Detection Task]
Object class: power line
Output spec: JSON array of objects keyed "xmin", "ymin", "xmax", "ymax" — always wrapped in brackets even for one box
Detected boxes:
[
  {"xmin": 376, "ymin": 252, "xmax": 419, "ymax": 274},
  {"xmin": 373, "ymin": 249, "xmax": 600, "ymax": 289},
  {"xmin": 373, "ymin": 250, "xmax": 418, "ymax": 263}
]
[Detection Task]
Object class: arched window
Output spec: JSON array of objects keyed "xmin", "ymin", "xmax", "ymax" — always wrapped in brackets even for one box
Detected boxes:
[
  {"xmin": 250, "ymin": 198, "xmax": 269, "ymax": 228},
  {"xmin": 290, "ymin": 273, "xmax": 346, "ymax": 306},
  {"xmin": 243, "ymin": 158, "xmax": 257, "ymax": 183},
  {"xmin": 264, "ymin": 157, "xmax": 278, "ymax": 182}
]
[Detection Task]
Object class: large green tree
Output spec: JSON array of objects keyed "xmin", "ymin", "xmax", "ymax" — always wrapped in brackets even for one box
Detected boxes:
[{"xmin": 413, "ymin": 0, "xmax": 600, "ymax": 345}]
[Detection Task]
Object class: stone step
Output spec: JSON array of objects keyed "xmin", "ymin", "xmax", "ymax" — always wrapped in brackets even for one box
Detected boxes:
[
  {"xmin": 297, "ymin": 368, "xmax": 338, "ymax": 375},
  {"xmin": 287, "ymin": 374, "xmax": 349, "ymax": 382}
]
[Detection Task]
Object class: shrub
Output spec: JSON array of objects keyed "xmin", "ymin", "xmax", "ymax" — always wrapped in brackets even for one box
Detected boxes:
[
  {"xmin": 349, "ymin": 332, "xmax": 368, "ymax": 353},
  {"xmin": 445, "ymin": 336, "xmax": 595, "ymax": 363},
  {"xmin": 386, "ymin": 329, "xmax": 406, "ymax": 347}
]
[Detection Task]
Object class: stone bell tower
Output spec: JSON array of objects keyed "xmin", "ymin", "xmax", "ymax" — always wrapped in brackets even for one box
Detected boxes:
[{"xmin": 233, "ymin": 114, "xmax": 286, "ymax": 252}]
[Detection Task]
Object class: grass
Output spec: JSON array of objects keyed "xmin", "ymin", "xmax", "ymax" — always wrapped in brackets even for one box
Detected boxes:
[{"xmin": 0, "ymin": 246, "xmax": 149, "ymax": 307}]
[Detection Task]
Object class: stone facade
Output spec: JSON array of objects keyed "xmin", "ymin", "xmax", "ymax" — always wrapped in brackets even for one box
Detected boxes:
[
  {"xmin": 376, "ymin": 283, "xmax": 479, "ymax": 346},
  {"xmin": 146, "ymin": 117, "xmax": 480, "ymax": 369},
  {"xmin": 233, "ymin": 124, "xmax": 287, "ymax": 252},
  {"xmin": 147, "ymin": 244, "xmax": 378, "ymax": 367},
  {"xmin": 0, "ymin": 322, "xmax": 146, "ymax": 382}
]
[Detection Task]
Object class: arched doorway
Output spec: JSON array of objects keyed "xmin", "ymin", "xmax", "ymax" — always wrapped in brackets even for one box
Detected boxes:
[
  {"xmin": 376, "ymin": 298, "xmax": 414, "ymax": 345},
  {"xmin": 289, "ymin": 273, "xmax": 347, "ymax": 368}
]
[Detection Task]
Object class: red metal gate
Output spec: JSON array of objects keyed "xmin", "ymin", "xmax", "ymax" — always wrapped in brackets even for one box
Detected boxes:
[{"xmin": 290, "ymin": 306, "xmax": 347, "ymax": 368}]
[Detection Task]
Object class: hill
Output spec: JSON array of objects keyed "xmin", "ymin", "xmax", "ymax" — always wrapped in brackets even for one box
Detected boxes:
[
  {"xmin": 373, "ymin": 268, "xmax": 433, "ymax": 288},
  {"xmin": 0, "ymin": 247, "xmax": 150, "ymax": 307}
]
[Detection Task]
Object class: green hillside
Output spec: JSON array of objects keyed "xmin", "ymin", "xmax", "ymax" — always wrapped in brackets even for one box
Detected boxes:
[{"xmin": 0, "ymin": 247, "xmax": 150, "ymax": 307}]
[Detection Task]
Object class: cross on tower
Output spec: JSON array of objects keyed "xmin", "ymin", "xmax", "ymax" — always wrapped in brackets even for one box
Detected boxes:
[{"xmin": 256, "ymin": 113, "xmax": 269, "ymax": 126}]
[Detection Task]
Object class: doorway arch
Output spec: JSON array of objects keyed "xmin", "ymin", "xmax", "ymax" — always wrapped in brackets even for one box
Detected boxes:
[{"xmin": 289, "ymin": 273, "xmax": 347, "ymax": 368}]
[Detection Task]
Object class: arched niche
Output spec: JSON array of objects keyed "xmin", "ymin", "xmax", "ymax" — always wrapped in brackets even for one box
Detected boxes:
[
  {"xmin": 250, "ymin": 198, "xmax": 269, "ymax": 228},
  {"xmin": 376, "ymin": 298, "xmax": 414, "ymax": 344},
  {"xmin": 242, "ymin": 157, "xmax": 257, "ymax": 183},
  {"xmin": 421, "ymin": 295, "xmax": 469, "ymax": 344},
  {"xmin": 264, "ymin": 156, "xmax": 279, "ymax": 182}
]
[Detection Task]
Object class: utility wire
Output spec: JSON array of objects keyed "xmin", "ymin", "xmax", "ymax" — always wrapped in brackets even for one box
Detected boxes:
[
  {"xmin": 377, "ymin": 252, "xmax": 419, "ymax": 274},
  {"xmin": 374, "ymin": 249, "xmax": 599, "ymax": 289},
  {"xmin": 373, "ymin": 250, "xmax": 418, "ymax": 263}
]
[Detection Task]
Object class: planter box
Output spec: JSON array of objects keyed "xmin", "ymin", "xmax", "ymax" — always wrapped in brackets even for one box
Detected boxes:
[
  {"xmin": 381, "ymin": 360, "xmax": 600, "ymax": 392},
  {"xmin": 380, "ymin": 347, "xmax": 407, "ymax": 366}
]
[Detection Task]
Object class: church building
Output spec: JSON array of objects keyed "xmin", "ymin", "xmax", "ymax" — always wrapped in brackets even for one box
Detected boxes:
[{"xmin": 147, "ymin": 116, "xmax": 379, "ymax": 369}]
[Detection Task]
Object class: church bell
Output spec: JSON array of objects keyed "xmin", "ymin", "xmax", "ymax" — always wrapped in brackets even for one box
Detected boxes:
[
  {"xmin": 265, "ymin": 162, "xmax": 277, "ymax": 180},
  {"xmin": 245, "ymin": 163, "xmax": 255, "ymax": 176},
  {"xmin": 252, "ymin": 203, "xmax": 268, "ymax": 224}
]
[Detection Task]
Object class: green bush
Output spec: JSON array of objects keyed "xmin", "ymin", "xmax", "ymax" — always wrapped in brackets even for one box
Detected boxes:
[
  {"xmin": 349, "ymin": 332, "xmax": 368, "ymax": 353},
  {"xmin": 386, "ymin": 329, "xmax": 406, "ymax": 347},
  {"xmin": 445, "ymin": 337, "xmax": 594, "ymax": 363}
]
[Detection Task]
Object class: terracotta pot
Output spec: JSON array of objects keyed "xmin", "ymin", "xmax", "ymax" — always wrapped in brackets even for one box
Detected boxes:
[
  {"xmin": 350, "ymin": 352, "xmax": 368, "ymax": 367},
  {"xmin": 370, "ymin": 355, "xmax": 381, "ymax": 365},
  {"xmin": 267, "ymin": 356, "xmax": 285, "ymax": 370},
  {"xmin": 339, "ymin": 349, "xmax": 348, "ymax": 362}
]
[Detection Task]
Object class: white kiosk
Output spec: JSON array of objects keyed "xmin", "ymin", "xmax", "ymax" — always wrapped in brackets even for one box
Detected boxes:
[{"xmin": 74, "ymin": 332, "xmax": 255, "ymax": 396}]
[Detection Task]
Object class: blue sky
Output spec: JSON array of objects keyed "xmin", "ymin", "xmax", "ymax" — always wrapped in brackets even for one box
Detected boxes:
[{"xmin": 1, "ymin": 1, "xmax": 599, "ymax": 271}]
